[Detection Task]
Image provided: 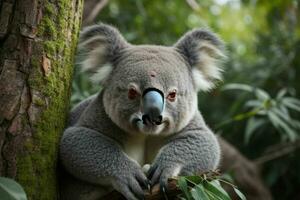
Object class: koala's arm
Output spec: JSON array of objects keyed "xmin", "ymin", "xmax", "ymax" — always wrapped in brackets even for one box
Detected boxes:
[
  {"xmin": 60, "ymin": 126, "xmax": 148, "ymax": 200},
  {"xmin": 148, "ymin": 111, "xmax": 220, "ymax": 188}
]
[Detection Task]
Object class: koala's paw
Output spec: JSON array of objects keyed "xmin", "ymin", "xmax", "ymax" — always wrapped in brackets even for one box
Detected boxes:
[
  {"xmin": 147, "ymin": 162, "xmax": 182, "ymax": 194},
  {"xmin": 111, "ymin": 164, "xmax": 150, "ymax": 200}
]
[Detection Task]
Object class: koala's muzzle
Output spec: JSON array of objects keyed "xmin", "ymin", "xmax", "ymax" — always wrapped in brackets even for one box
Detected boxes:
[{"xmin": 142, "ymin": 89, "xmax": 164, "ymax": 125}]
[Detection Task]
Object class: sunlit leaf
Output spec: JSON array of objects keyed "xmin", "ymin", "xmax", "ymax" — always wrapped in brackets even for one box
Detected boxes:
[
  {"xmin": 283, "ymin": 97, "xmax": 300, "ymax": 106},
  {"xmin": 254, "ymin": 88, "xmax": 270, "ymax": 101},
  {"xmin": 233, "ymin": 187, "xmax": 247, "ymax": 200},
  {"xmin": 268, "ymin": 111, "xmax": 297, "ymax": 141},
  {"xmin": 272, "ymin": 108, "xmax": 300, "ymax": 131},
  {"xmin": 272, "ymin": 108, "xmax": 291, "ymax": 121},
  {"xmin": 222, "ymin": 83, "xmax": 253, "ymax": 92},
  {"xmin": 245, "ymin": 100, "xmax": 262, "ymax": 108},
  {"xmin": 276, "ymin": 88, "xmax": 287, "ymax": 100},
  {"xmin": 278, "ymin": 104, "xmax": 289, "ymax": 116},
  {"xmin": 282, "ymin": 98, "xmax": 300, "ymax": 112}
]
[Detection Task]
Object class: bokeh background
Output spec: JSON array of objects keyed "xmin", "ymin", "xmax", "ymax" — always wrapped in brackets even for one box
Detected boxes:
[{"xmin": 72, "ymin": 0, "xmax": 300, "ymax": 199}]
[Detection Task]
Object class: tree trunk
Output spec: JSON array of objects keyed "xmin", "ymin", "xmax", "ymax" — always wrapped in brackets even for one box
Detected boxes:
[{"xmin": 0, "ymin": 0, "xmax": 83, "ymax": 199}]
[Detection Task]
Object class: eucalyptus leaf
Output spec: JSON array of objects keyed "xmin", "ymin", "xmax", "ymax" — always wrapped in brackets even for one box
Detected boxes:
[
  {"xmin": 268, "ymin": 111, "xmax": 297, "ymax": 141},
  {"xmin": 254, "ymin": 88, "xmax": 270, "ymax": 101},
  {"xmin": 276, "ymin": 88, "xmax": 287, "ymax": 100},
  {"xmin": 233, "ymin": 187, "xmax": 247, "ymax": 200},
  {"xmin": 191, "ymin": 185, "xmax": 209, "ymax": 200},
  {"xmin": 0, "ymin": 177, "xmax": 27, "ymax": 200},
  {"xmin": 185, "ymin": 176, "xmax": 203, "ymax": 185},
  {"xmin": 283, "ymin": 97, "xmax": 300, "ymax": 106},
  {"xmin": 178, "ymin": 177, "xmax": 192, "ymax": 200},
  {"xmin": 203, "ymin": 180, "xmax": 231, "ymax": 200},
  {"xmin": 282, "ymin": 98, "xmax": 300, "ymax": 112},
  {"xmin": 245, "ymin": 100, "xmax": 262, "ymax": 108},
  {"xmin": 222, "ymin": 83, "xmax": 253, "ymax": 92}
]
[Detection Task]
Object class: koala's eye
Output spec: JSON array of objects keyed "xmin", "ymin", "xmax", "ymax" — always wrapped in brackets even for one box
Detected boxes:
[
  {"xmin": 167, "ymin": 90, "xmax": 177, "ymax": 102},
  {"xmin": 128, "ymin": 87, "xmax": 139, "ymax": 100}
]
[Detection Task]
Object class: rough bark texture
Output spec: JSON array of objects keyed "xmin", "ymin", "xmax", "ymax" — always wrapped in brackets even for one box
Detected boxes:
[{"xmin": 0, "ymin": 0, "xmax": 83, "ymax": 199}]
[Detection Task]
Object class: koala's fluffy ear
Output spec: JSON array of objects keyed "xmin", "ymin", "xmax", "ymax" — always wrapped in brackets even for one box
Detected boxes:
[
  {"xmin": 174, "ymin": 29, "xmax": 226, "ymax": 91},
  {"xmin": 78, "ymin": 23, "xmax": 129, "ymax": 84}
]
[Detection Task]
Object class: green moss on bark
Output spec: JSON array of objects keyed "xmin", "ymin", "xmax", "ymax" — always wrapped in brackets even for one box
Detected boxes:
[{"xmin": 15, "ymin": 0, "xmax": 83, "ymax": 199}]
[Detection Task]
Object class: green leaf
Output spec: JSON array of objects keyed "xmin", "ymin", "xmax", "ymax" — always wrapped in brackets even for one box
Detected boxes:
[
  {"xmin": 283, "ymin": 97, "xmax": 300, "ymax": 106},
  {"xmin": 222, "ymin": 83, "xmax": 253, "ymax": 92},
  {"xmin": 276, "ymin": 88, "xmax": 287, "ymax": 100},
  {"xmin": 185, "ymin": 176, "xmax": 203, "ymax": 185},
  {"xmin": 267, "ymin": 111, "xmax": 297, "ymax": 141},
  {"xmin": 290, "ymin": 120, "xmax": 300, "ymax": 129},
  {"xmin": 233, "ymin": 187, "xmax": 247, "ymax": 200},
  {"xmin": 191, "ymin": 185, "xmax": 209, "ymax": 200},
  {"xmin": 278, "ymin": 104, "xmax": 289, "ymax": 116},
  {"xmin": 282, "ymin": 98, "xmax": 300, "ymax": 112},
  {"xmin": 272, "ymin": 107, "xmax": 291, "ymax": 121},
  {"xmin": 203, "ymin": 180, "xmax": 231, "ymax": 200},
  {"xmin": 245, "ymin": 100, "xmax": 263, "ymax": 108},
  {"xmin": 178, "ymin": 177, "xmax": 192, "ymax": 200},
  {"xmin": 0, "ymin": 177, "xmax": 27, "ymax": 200},
  {"xmin": 244, "ymin": 118, "xmax": 266, "ymax": 144},
  {"xmin": 204, "ymin": 189, "xmax": 221, "ymax": 200},
  {"xmin": 223, "ymin": 83, "xmax": 270, "ymax": 101},
  {"xmin": 271, "ymin": 108, "xmax": 299, "ymax": 131},
  {"xmin": 254, "ymin": 88, "xmax": 270, "ymax": 101}
]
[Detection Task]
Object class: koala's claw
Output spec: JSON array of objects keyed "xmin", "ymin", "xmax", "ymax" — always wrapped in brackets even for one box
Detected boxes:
[
  {"xmin": 147, "ymin": 164, "xmax": 161, "ymax": 186},
  {"xmin": 147, "ymin": 164, "xmax": 157, "ymax": 180},
  {"xmin": 114, "ymin": 178, "xmax": 145, "ymax": 200},
  {"xmin": 148, "ymin": 164, "xmax": 178, "ymax": 195},
  {"xmin": 112, "ymin": 165, "xmax": 149, "ymax": 200},
  {"xmin": 160, "ymin": 184, "xmax": 169, "ymax": 199},
  {"xmin": 135, "ymin": 171, "xmax": 150, "ymax": 190}
]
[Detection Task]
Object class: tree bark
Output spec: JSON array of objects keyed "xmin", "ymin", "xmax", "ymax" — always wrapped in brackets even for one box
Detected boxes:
[{"xmin": 0, "ymin": 0, "xmax": 83, "ymax": 199}]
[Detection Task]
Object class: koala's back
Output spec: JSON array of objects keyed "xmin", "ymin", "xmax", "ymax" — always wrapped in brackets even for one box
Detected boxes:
[{"xmin": 68, "ymin": 94, "xmax": 97, "ymax": 127}]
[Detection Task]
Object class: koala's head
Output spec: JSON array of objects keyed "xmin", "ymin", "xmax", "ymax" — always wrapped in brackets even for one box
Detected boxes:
[{"xmin": 79, "ymin": 23, "xmax": 226, "ymax": 136}]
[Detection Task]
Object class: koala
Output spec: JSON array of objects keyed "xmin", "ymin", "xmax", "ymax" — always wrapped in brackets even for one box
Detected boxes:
[{"xmin": 59, "ymin": 23, "xmax": 226, "ymax": 200}]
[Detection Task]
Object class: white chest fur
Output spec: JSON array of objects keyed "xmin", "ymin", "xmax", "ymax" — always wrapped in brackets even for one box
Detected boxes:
[
  {"xmin": 123, "ymin": 135, "xmax": 146, "ymax": 165},
  {"xmin": 123, "ymin": 135, "xmax": 165, "ymax": 166}
]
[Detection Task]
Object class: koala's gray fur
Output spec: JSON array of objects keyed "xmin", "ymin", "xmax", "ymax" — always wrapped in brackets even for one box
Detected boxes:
[{"xmin": 60, "ymin": 23, "xmax": 226, "ymax": 200}]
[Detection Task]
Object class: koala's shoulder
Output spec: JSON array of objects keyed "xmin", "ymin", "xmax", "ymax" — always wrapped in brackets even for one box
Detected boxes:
[{"xmin": 68, "ymin": 94, "xmax": 98, "ymax": 126}]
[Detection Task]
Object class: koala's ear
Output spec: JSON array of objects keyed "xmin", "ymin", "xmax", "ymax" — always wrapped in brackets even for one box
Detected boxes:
[
  {"xmin": 174, "ymin": 29, "xmax": 226, "ymax": 91},
  {"xmin": 78, "ymin": 23, "xmax": 129, "ymax": 84}
]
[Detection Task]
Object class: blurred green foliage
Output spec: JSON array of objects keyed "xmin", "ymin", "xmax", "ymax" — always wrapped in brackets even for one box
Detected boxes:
[{"xmin": 72, "ymin": 0, "xmax": 300, "ymax": 199}]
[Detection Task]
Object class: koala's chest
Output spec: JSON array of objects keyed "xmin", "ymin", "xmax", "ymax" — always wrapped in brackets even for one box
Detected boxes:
[{"xmin": 123, "ymin": 135, "xmax": 165, "ymax": 165}]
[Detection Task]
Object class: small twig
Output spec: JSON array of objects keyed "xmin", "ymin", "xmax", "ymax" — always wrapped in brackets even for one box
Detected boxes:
[
  {"xmin": 185, "ymin": 0, "xmax": 201, "ymax": 11},
  {"xmin": 255, "ymin": 139, "xmax": 300, "ymax": 165},
  {"xmin": 82, "ymin": 0, "xmax": 110, "ymax": 26}
]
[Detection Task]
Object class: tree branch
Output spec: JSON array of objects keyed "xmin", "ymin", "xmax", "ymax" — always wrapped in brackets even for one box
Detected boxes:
[{"xmin": 255, "ymin": 139, "xmax": 300, "ymax": 165}]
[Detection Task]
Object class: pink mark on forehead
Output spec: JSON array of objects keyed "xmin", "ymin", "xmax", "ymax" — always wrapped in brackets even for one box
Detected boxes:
[{"xmin": 149, "ymin": 70, "xmax": 157, "ymax": 77}]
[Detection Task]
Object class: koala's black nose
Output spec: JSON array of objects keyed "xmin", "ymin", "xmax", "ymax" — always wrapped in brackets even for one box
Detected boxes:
[{"xmin": 142, "ymin": 89, "xmax": 164, "ymax": 125}]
